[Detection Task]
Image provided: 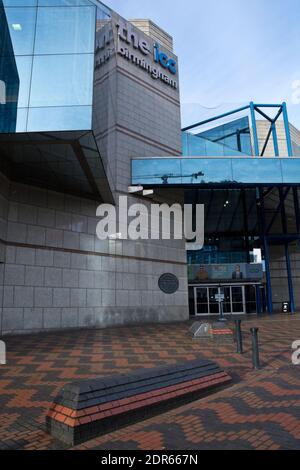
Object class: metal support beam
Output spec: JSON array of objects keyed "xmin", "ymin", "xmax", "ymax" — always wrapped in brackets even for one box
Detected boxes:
[
  {"xmin": 279, "ymin": 186, "xmax": 296, "ymax": 313},
  {"xmin": 254, "ymin": 107, "xmax": 273, "ymax": 122},
  {"xmin": 242, "ymin": 189, "xmax": 251, "ymax": 262},
  {"xmin": 279, "ymin": 187, "xmax": 288, "ymax": 234},
  {"xmin": 272, "ymin": 122, "xmax": 279, "ymax": 157},
  {"xmin": 182, "ymin": 105, "xmax": 250, "ymax": 132},
  {"xmin": 266, "ymin": 187, "xmax": 290, "ymax": 234},
  {"xmin": 293, "ymin": 187, "xmax": 300, "ymax": 236},
  {"xmin": 263, "ymin": 238, "xmax": 273, "ymax": 315},
  {"xmin": 285, "ymin": 243, "xmax": 295, "ymax": 313},
  {"xmin": 258, "ymin": 187, "xmax": 273, "ymax": 314},
  {"xmin": 255, "ymin": 285, "xmax": 263, "ymax": 315},
  {"xmin": 250, "ymin": 102, "xmax": 260, "ymax": 156},
  {"xmin": 260, "ymin": 123, "xmax": 273, "ymax": 157},
  {"xmin": 282, "ymin": 102, "xmax": 293, "ymax": 157}
]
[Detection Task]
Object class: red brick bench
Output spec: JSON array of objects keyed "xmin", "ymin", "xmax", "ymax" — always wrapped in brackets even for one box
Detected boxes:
[{"xmin": 46, "ymin": 359, "xmax": 231, "ymax": 445}]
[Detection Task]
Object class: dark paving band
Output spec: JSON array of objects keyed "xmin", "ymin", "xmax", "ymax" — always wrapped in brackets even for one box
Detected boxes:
[{"xmin": 46, "ymin": 359, "xmax": 231, "ymax": 445}]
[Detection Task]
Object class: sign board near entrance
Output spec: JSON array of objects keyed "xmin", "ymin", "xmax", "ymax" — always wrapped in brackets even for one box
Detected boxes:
[
  {"xmin": 215, "ymin": 293, "xmax": 225, "ymax": 303},
  {"xmin": 188, "ymin": 263, "xmax": 263, "ymax": 283}
]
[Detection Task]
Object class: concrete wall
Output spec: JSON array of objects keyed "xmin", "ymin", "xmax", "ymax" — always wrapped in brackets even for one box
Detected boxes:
[
  {"xmin": 255, "ymin": 120, "xmax": 300, "ymax": 157},
  {"xmin": 0, "ymin": 176, "xmax": 187, "ymax": 335},
  {"xmin": 90, "ymin": 12, "xmax": 189, "ymax": 332},
  {"xmin": 129, "ymin": 19, "xmax": 174, "ymax": 51},
  {"xmin": 0, "ymin": 11, "xmax": 190, "ymax": 335}
]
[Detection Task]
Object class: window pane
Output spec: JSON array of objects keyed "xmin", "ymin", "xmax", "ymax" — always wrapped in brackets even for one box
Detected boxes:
[
  {"xmin": 38, "ymin": 1, "xmax": 93, "ymax": 6},
  {"xmin": 15, "ymin": 107, "xmax": 28, "ymax": 132},
  {"xmin": 281, "ymin": 159, "xmax": 300, "ymax": 183},
  {"xmin": 3, "ymin": 1, "xmax": 37, "ymax": 6},
  {"xmin": 15, "ymin": 55, "xmax": 33, "ymax": 107},
  {"xmin": 29, "ymin": 54, "xmax": 94, "ymax": 107},
  {"xmin": 131, "ymin": 159, "xmax": 182, "ymax": 186},
  {"xmin": 27, "ymin": 105, "xmax": 92, "ymax": 132},
  {"xmin": 0, "ymin": 54, "xmax": 19, "ymax": 132},
  {"xmin": 182, "ymin": 158, "xmax": 232, "ymax": 184},
  {"xmin": 34, "ymin": 6, "xmax": 95, "ymax": 54},
  {"xmin": 2, "ymin": 7, "xmax": 36, "ymax": 56},
  {"xmin": 232, "ymin": 159, "xmax": 282, "ymax": 184}
]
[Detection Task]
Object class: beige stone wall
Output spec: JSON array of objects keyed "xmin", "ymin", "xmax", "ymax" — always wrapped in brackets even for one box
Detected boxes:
[
  {"xmin": 252, "ymin": 120, "xmax": 300, "ymax": 157},
  {"xmin": 129, "ymin": 19, "xmax": 173, "ymax": 51},
  {"xmin": 290, "ymin": 123, "xmax": 300, "ymax": 156},
  {"xmin": 0, "ymin": 178, "xmax": 188, "ymax": 335}
]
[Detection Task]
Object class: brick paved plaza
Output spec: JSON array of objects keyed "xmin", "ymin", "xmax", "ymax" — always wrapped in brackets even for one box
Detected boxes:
[{"xmin": 0, "ymin": 314, "xmax": 299, "ymax": 450}]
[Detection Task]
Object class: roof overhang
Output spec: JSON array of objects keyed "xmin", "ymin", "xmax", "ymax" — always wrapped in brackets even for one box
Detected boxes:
[{"xmin": 0, "ymin": 130, "xmax": 113, "ymax": 203}]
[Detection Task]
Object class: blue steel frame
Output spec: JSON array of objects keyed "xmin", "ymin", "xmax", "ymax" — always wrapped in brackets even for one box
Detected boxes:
[{"xmin": 182, "ymin": 102, "xmax": 294, "ymax": 158}]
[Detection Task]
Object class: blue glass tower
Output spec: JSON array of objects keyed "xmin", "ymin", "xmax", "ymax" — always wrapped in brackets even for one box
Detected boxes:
[{"xmin": 0, "ymin": 0, "xmax": 113, "ymax": 201}]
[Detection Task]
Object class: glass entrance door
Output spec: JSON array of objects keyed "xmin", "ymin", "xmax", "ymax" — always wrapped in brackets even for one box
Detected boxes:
[
  {"xmin": 195, "ymin": 287, "xmax": 209, "ymax": 315},
  {"xmin": 194, "ymin": 285, "xmax": 246, "ymax": 316},
  {"xmin": 208, "ymin": 287, "xmax": 219, "ymax": 314},
  {"xmin": 231, "ymin": 286, "xmax": 246, "ymax": 314}
]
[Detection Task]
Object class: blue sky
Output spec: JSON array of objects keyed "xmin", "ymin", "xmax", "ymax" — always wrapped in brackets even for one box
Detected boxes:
[{"xmin": 105, "ymin": 0, "xmax": 300, "ymax": 129}]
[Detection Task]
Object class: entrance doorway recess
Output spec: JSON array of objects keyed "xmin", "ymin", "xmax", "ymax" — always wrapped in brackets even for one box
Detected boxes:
[{"xmin": 194, "ymin": 285, "xmax": 246, "ymax": 316}]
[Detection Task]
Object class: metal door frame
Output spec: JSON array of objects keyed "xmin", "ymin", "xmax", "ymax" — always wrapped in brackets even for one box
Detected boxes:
[{"xmin": 194, "ymin": 284, "xmax": 246, "ymax": 316}]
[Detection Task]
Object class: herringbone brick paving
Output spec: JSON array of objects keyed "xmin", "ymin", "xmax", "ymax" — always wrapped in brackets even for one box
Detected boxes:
[{"xmin": 0, "ymin": 314, "xmax": 299, "ymax": 450}]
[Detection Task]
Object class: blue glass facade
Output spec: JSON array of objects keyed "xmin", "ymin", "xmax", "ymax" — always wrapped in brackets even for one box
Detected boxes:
[
  {"xmin": 197, "ymin": 117, "xmax": 252, "ymax": 155},
  {"xmin": 0, "ymin": 0, "xmax": 110, "ymax": 132},
  {"xmin": 132, "ymin": 157, "xmax": 300, "ymax": 187},
  {"xmin": 182, "ymin": 131, "xmax": 247, "ymax": 157}
]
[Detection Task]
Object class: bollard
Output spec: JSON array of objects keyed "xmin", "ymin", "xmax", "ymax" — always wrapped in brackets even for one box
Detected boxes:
[
  {"xmin": 250, "ymin": 327, "xmax": 260, "ymax": 369},
  {"xmin": 235, "ymin": 319, "xmax": 243, "ymax": 354}
]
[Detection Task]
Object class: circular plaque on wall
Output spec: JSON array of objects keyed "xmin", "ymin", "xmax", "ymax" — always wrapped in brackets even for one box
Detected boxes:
[{"xmin": 158, "ymin": 273, "xmax": 179, "ymax": 294}]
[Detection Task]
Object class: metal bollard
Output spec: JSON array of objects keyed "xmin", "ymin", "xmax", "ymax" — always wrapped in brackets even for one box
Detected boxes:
[
  {"xmin": 250, "ymin": 327, "xmax": 260, "ymax": 369},
  {"xmin": 235, "ymin": 319, "xmax": 243, "ymax": 354}
]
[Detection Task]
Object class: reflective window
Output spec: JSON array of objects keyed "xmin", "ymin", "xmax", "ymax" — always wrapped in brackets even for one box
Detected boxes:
[
  {"xmin": 15, "ymin": 107, "xmax": 27, "ymax": 132},
  {"xmin": 181, "ymin": 159, "xmax": 232, "ymax": 184},
  {"xmin": 27, "ymin": 105, "xmax": 92, "ymax": 132},
  {"xmin": 38, "ymin": 1, "xmax": 93, "ymax": 6},
  {"xmin": 34, "ymin": 6, "xmax": 95, "ymax": 54},
  {"xmin": 3, "ymin": 1, "xmax": 37, "ymax": 8},
  {"xmin": 132, "ymin": 158, "xmax": 300, "ymax": 186},
  {"xmin": 29, "ymin": 54, "xmax": 94, "ymax": 107},
  {"xmin": 132, "ymin": 159, "xmax": 182, "ymax": 186},
  {"xmin": 182, "ymin": 130, "xmax": 248, "ymax": 157},
  {"xmin": 281, "ymin": 159, "xmax": 300, "ymax": 183},
  {"xmin": 15, "ymin": 56, "xmax": 33, "ymax": 107},
  {"xmin": 2, "ymin": 7, "xmax": 36, "ymax": 56},
  {"xmin": 232, "ymin": 159, "xmax": 282, "ymax": 184},
  {"xmin": 197, "ymin": 117, "xmax": 252, "ymax": 156},
  {"xmin": 0, "ymin": 0, "xmax": 102, "ymax": 133}
]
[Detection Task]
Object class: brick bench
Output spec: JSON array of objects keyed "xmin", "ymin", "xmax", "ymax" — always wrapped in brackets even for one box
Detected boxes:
[{"xmin": 46, "ymin": 359, "xmax": 231, "ymax": 445}]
